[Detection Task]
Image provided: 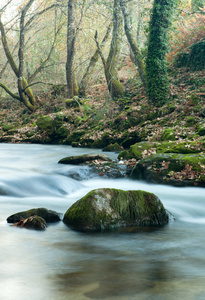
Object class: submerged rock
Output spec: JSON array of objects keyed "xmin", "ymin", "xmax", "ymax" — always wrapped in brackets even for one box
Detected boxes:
[
  {"xmin": 63, "ymin": 188, "xmax": 169, "ymax": 232},
  {"xmin": 58, "ymin": 153, "xmax": 112, "ymax": 165},
  {"xmin": 7, "ymin": 207, "xmax": 61, "ymax": 223},
  {"xmin": 12, "ymin": 215, "xmax": 47, "ymax": 230}
]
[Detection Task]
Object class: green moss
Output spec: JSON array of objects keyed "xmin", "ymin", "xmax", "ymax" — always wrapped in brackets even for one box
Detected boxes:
[
  {"xmin": 165, "ymin": 141, "xmax": 204, "ymax": 154},
  {"xmin": 36, "ymin": 116, "xmax": 54, "ymax": 135},
  {"xmin": 74, "ymin": 116, "xmax": 83, "ymax": 126},
  {"xmin": 65, "ymin": 99, "xmax": 79, "ymax": 108},
  {"xmin": 160, "ymin": 129, "xmax": 176, "ymax": 141},
  {"xmin": 156, "ymin": 141, "xmax": 175, "ymax": 153},
  {"xmin": 63, "ymin": 188, "xmax": 169, "ymax": 231},
  {"xmin": 103, "ymin": 142, "xmax": 122, "ymax": 152},
  {"xmin": 185, "ymin": 116, "xmax": 196, "ymax": 127},
  {"xmin": 189, "ymin": 94, "xmax": 200, "ymax": 106},
  {"xmin": 2, "ymin": 124, "xmax": 13, "ymax": 131},
  {"xmin": 55, "ymin": 126, "xmax": 69, "ymax": 138},
  {"xmin": 146, "ymin": 0, "xmax": 174, "ymax": 105},
  {"xmin": 117, "ymin": 150, "xmax": 131, "ymax": 160},
  {"xmin": 130, "ymin": 142, "xmax": 154, "ymax": 160},
  {"xmin": 131, "ymin": 153, "xmax": 205, "ymax": 183},
  {"xmin": 197, "ymin": 125, "xmax": 205, "ymax": 136}
]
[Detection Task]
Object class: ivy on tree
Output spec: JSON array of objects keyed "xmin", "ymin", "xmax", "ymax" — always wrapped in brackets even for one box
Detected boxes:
[{"xmin": 146, "ymin": 0, "xmax": 174, "ymax": 106}]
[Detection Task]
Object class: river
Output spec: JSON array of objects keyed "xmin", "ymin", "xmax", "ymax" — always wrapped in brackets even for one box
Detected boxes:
[{"xmin": 0, "ymin": 143, "xmax": 205, "ymax": 300}]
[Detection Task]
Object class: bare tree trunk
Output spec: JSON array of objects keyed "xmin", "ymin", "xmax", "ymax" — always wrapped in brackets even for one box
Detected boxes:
[
  {"xmin": 120, "ymin": 0, "xmax": 146, "ymax": 90},
  {"xmin": 66, "ymin": 0, "xmax": 78, "ymax": 98},
  {"xmin": 18, "ymin": 0, "xmax": 36, "ymax": 111},
  {"xmin": 79, "ymin": 23, "xmax": 112, "ymax": 97},
  {"xmin": 105, "ymin": 0, "xmax": 124, "ymax": 99},
  {"xmin": 0, "ymin": 2, "xmax": 36, "ymax": 112}
]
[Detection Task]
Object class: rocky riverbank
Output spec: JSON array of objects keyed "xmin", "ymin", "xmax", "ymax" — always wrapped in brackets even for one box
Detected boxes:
[{"xmin": 0, "ymin": 66, "xmax": 204, "ymax": 187}]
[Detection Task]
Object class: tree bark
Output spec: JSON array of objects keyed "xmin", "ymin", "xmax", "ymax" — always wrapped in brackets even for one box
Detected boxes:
[
  {"xmin": 79, "ymin": 23, "xmax": 112, "ymax": 97},
  {"xmin": 0, "ymin": 1, "xmax": 36, "ymax": 111},
  {"xmin": 120, "ymin": 0, "xmax": 146, "ymax": 90},
  {"xmin": 18, "ymin": 0, "xmax": 36, "ymax": 110},
  {"xmin": 105, "ymin": 0, "xmax": 124, "ymax": 99},
  {"xmin": 66, "ymin": 0, "xmax": 79, "ymax": 98}
]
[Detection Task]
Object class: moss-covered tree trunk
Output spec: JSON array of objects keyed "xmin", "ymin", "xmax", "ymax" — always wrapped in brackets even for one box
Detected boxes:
[
  {"xmin": 66, "ymin": 0, "xmax": 79, "ymax": 98},
  {"xmin": 120, "ymin": 0, "xmax": 146, "ymax": 90},
  {"xmin": 105, "ymin": 0, "xmax": 124, "ymax": 99},
  {"xmin": 18, "ymin": 0, "xmax": 36, "ymax": 111},
  {"xmin": 0, "ymin": 2, "xmax": 36, "ymax": 112},
  {"xmin": 146, "ymin": 0, "xmax": 174, "ymax": 106},
  {"xmin": 79, "ymin": 23, "xmax": 112, "ymax": 97}
]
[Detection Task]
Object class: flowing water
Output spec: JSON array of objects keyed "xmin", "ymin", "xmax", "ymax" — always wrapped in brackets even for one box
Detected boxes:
[{"xmin": 0, "ymin": 143, "xmax": 205, "ymax": 300}]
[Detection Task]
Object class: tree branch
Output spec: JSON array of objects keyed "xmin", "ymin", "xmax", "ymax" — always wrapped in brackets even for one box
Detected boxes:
[{"xmin": 0, "ymin": 82, "xmax": 21, "ymax": 100}]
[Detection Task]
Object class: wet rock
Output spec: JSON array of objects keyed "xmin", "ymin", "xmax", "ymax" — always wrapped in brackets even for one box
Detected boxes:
[
  {"xmin": 103, "ymin": 142, "xmax": 122, "ymax": 152},
  {"xmin": 58, "ymin": 153, "xmax": 112, "ymax": 165},
  {"xmin": 130, "ymin": 153, "xmax": 205, "ymax": 187},
  {"xmin": 7, "ymin": 207, "xmax": 62, "ymax": 223},
  {"xmin": 12, "ymin": 215, "xmax": 47, "ymax": 230},
  {"xmin": 118, "ymin": 141, "xmax": 156, "ymax": 160},
  {"xmin": 63, "ymin": 188, "xmax": 169, "ymax": 232}
]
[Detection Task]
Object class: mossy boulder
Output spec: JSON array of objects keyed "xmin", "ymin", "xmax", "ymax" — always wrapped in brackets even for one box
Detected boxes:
[
  {"xmin": 55, "ymin": 126, "xmax": 69, "ymax": 138},
  {"xmin": 36, "ymin": 116, "xmax": 54, "ymax": 134},
  {"xmin": 131, "ymin": 153, "xmax": 205, "ymax": 186},
  {"xmin": 65, "ymin": 130, "xmax": 86, "ymax": 145},
  {"xmin": 103, "ymin": 142, "xmax": 122, "ymax": 152},
  {"xmin": 7, "ymin": 208, "xmax": 61, "ymax": 223},
  {"xmin": 187, "ymin": 39, "xmax": 205, "ymax": 71},
  {"xmin": 121, "ymin": 131, "xmax": 141, "ymax": 148},
  {"xmin": 118, "ymin": 142, "xmax": 155, "ymax": 160},
  {"xmin": 160, "ymin": 129, "xmax": 176, "ymax": 141},
  {"xmin": 63, "ymin": 188, "xmax": 169, "ymax": 232},
  {"xmin": 185, "ymin": 116, "xmax": 196, "ymax": 127},
  {"xmin": 129, "ymin": 142, "xmax": 155, "ymax": 160},
  {"xmin": 36, "ymin": 115, "xmax": 65, "ymax": 137},
  {"xmin": 58, "ymin": 153, "xmax": 112, "ymax": 165},
  {"xmin": 197, "ymin": 125, "xmax": 205, "ymax": 136},
  {"xmin": 164, "ymin": 141, "xmax": 204, "ymax": 154},
  {"xmin": 65, "ymin": 99, "xmax": 80, "ymax": 108},
  {"xmin": 174, "ymin": 39, "xmax": 205, "ymax": 71}
]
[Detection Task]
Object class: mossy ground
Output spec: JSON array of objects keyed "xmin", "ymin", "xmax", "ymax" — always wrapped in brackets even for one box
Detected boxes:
[{"xmin": 0, "ymin": 61, "xmax": 204, "ymax": 148}]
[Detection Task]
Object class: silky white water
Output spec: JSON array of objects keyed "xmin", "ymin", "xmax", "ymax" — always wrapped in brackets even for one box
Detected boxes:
[{"xmin": 0, "ymin": 143, "xmax": 205, "ymax": 300}]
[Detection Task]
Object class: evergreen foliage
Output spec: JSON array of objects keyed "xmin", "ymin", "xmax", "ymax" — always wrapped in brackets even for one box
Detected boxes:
[{"xmin": 146, "ymin": 0, "xmax": 174, "ymax": 106}]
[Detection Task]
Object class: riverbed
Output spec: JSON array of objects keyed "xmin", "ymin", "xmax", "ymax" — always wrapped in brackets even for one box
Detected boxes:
[{"xmin": 0, "ymin": 143, "xmax": 205, "ymax": 300}]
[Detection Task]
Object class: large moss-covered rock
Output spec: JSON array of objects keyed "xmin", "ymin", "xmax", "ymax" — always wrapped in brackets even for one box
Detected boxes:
[
  {"xmin": 131, "ymin": 153, "xmax": 205, "ymax": 186},
  {"xmin": 36, "ymin": 115, "xmax": 66, "ymax": 137},
  {"xmin": 36, "ymin": 116, "xmax": 54, "ymax": 134},
  {"xmin": 58, "ymin": 153, "xmax": 112, "ymax": 165},
  {"xmin": 174, "ymin": 39, "xmax": 205, "ymax": 71},
  {"xmin": 7, "ymin": 208, "xmax": 61, "ymax": 223},
  {"xmin": 63, "ymin": 188, "xmax": 169, "ymax": 232}
]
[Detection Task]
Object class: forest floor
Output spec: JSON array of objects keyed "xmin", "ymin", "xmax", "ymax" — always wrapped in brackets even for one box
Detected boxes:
[{"xmin": 0, "ymin": 65, "xmax": 204, "ymax": 147}]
